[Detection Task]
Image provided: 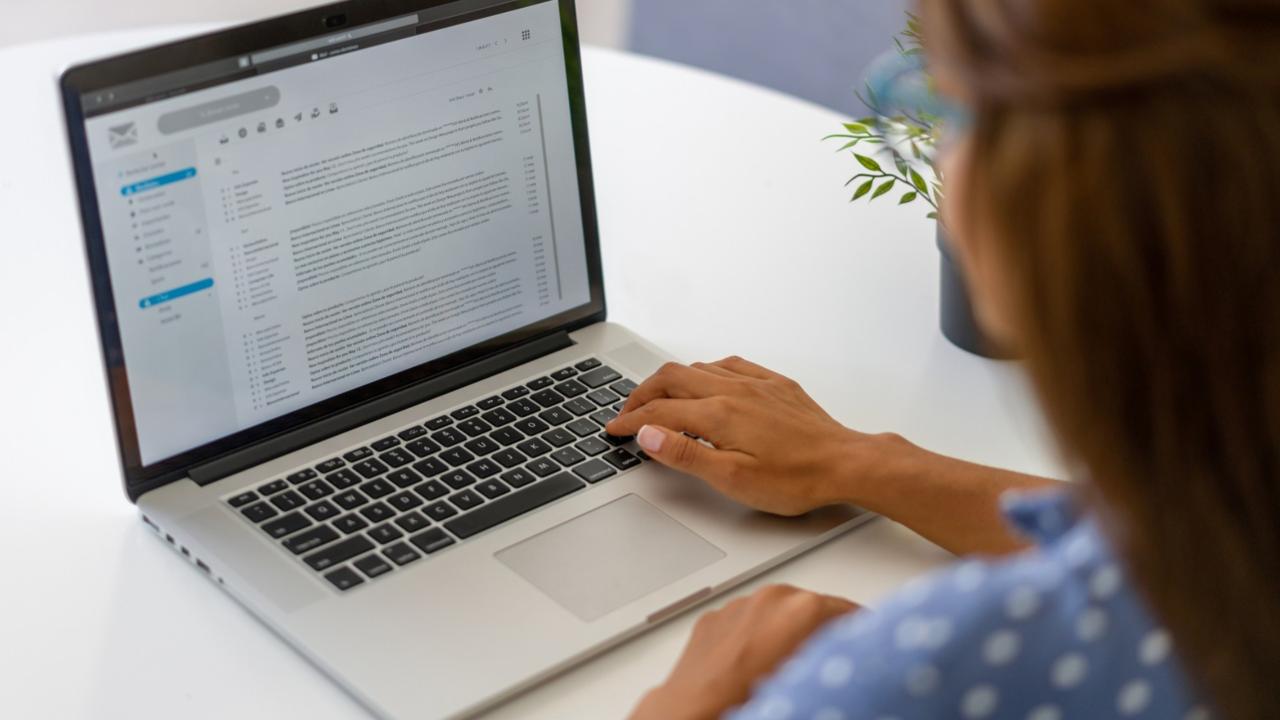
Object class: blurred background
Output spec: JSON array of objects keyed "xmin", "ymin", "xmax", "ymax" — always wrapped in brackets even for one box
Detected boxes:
[{"xmin": 4, "ymin": 0, "xmax": 908, "ymax": 116}]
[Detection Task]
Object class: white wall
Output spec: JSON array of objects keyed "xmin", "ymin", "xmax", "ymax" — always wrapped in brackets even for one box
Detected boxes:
[{"xmin": 0, "ymin": 0, "xmax": 633, "ymax": 49}]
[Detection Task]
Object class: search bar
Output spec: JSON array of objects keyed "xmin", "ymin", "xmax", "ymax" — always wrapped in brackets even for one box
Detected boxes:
[
  {"xmin": 157, "ymin": 86, "xmax": 281, "ymax": 135},
  {"xmin": 250, "ymin": 14, "xmax": 421, "ymax": 65}
]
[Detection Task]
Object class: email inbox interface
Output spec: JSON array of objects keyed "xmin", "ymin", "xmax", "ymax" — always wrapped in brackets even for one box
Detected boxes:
[{"xmin": 84, "ymin": 2, "xmax": 591, "ymax": 465}]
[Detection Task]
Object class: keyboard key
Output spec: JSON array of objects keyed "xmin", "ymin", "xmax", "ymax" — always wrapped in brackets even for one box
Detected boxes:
[
  {"xmin": 601, "ymin": 432, "xmax": 633, "ymax": 446},
  {"xmin": 270, "ymin": 490, "xmax": 305, "ymax": 512},
  {"xmin": 371, "ymin": 436, "xmax": 400, "ymax": 452},
  {"xmin": 587, "ymin": 388, "xmax": 621, "ymax": 407},
  {"xmin": 425, "ymin": 416, "xmax": 452, "ymax": 431},
  {"xmin": 517, "ymin": 438, "xmax": 552, "ymax": 457},
  {"xmin": 326, "ymin": 468, "xmax": 362, "ymax": 489},
  {"xmin": 527, "ymin": 376, "xmax": 554, "ymax": 390},
  {"xmin": 387, "ymin": 491, "xmax": 424, "ymax": 513},
  {"xmin": 368, "ymin": 523, "xmax": 404, "ymax": 545},
  {"xmin": 515, "ymin": 418, "xmax": 550, "ymax": 436},
  {"xmin": 440, "ymin": 447, "xmax": 476, "ymax": 467},
  {"xmin": 575, "ymin": 358, "xmax": 602, "ymax": 371},
  {"xmin": 610, "ymin": 379, "xmax": 638, "ymax": 397},
  {"xmin": 406, "ymin": 438, "xmax": 442, "ymax": 458},
  {"xmin": 579, "ymin": 366, "xmax": 622, "ymax": 389},
  {"xmin": 354, "ymin": 554, "xmax": 394, "ymax": 579},
  {"xmin": 509, "ymin": 398, "xmax": 541, "ymax": 417},
  {"xmin": 458, "ymin": 418, "xmax": 492, "ymax": 437},
  {"xmin": 287, "ymin": 468, "xmax": 319, "ymax": 484},
  {"xmin": 501, "ymin": 468, "xmax": 536, "ymax": 488},
  {"xmin": 324, "ymin": 567, "xmax": 364, "ymax": 591},
  {"xmin": 259, "ymin": 479, "xmax": 289, "ymax": 496},
  {"xmin": 527, "ymin": 458, "xmax": 560, "ymax": 477},
  {"xmin": 305, "ymin": 535, "xmax": 374, "ymax": 571},
  {"xmin": 441, "ymin": 470, "xmax": 477, "ymax": 490},
  {"xmin": 432, "ymin": 427, "xmax": 467, "ymax": 447},
  {"xmin": 564, "ymin": 397, "xmax": 596, "ymax": 416},
  {"xmin": 445, "ymin": 474, "xmax": 585, "ymax": 539},
  {"xmin": 380, "ymin": 448, "xmax": 414, "ymax": 468},
  {"xmin": 383, "ymin": 542, "xmax": 421, "ymax": 566},
  {"xmin": 394, "ymin": 511, "xmax": 431, "ymax": 533},
  {"xmin": 228, "ymin": 490, "xmax": 259, "ymax": 508},
  {"xmin": 305, "ymin": 500, "xmax": 340, "ymax": 522},
  {"xmin": 315, "ymin": 457, "xmax": 345, "ymax": 473},
  {"xmin": 530, "ymin": 389, "xmax": 564, "ymax": 408},
  {"xmin": 387, "ymin": 468, "xmax": 422, "ymax": 489},
  {"xmin": 501, "ymin": 386, "xmax": 531, "ymax": 401},
  {"xmin": 360, "ymin": 478, "xmax": 395, "ymax": 499},
  {"xmin": 354, "ymin": 459, "xmax": 390, "ymax": 479},
  {"xmin": 493, "ymin": 448, "xmax": 528, "ymax": 468},
  {"xmin": 334, "ymin": 514, "xmax": 369, "ymax": 534},
  {"xmin": 567, "ymin": 419, "xmax": 598, "ymax": 437},
  {"xmin": 343, "ymin": 447, "xmax": 373, "ymax": 462},
  {"xmin": 490, "ymin": 427, "xmax": 524, "ymax": 446},
  {"xmin": 297, "ymin": 479, "xmax": 334, "ymax": 501},
  {"xmin": 333, "ymin": 490, "xmax": 369, "ymax": 511},
  {"xmin": 283, "ymin": 525, "xmax": 339, "ymax": 555},
  {"xmin": 542, "ymin": 428, "xmax": 577, "ymax": 447},
  {"xmin": 467, "ymin": 459, "xmax": 501, "ymax": 479},
  {"xmin": 398, "ymin": 426, "xmax": 428, "ymax": 441},
  {"xmin": 575, "ymin": 437, "xmax": 611, "ymax": 456},
  {"xmin": 554, "ymin": 379, "xmax": 589, "ymax": 398},
  {"xmin": 263, "ymin": 512, "xmax": 311, "ymax": 539},
  {"xmin": 539, "ymin": 407, "xmax": 574, "ymax": 426},
  {"xmin": 477, "ymin": 395, "xmax": 504, "ymax": 410},
  {"xmin": 424, "ymin": 502, "xmax": 458, "ymax": 522},
  {"xmin": 450, "ymin": 405, "xmax": 480, "ymax": 420},
  {"xmin": 476, "ymin": 479, "xmax": 511, "ymax": 499},
  {"xmin": 464, "ymin": 436, "xmax": 500, "ymax": 456},
  {"xmin": 574, "ymin": 459, "xmax": 618, "ymax": 484},
  {"xmin": 552, "ymin": 447, "xmax": 587, "ymax": 467},
  {"xmin": 409, "ymin": 528, "xmax": 456, "ymax": 555},
  {"xmin": 481, "ymin": 407, "xmax": 517, "ymax": 427},
  {"xmin": 604, "ymin": 448, "xmax": 643, "ymax": 470},
  {"xmin": 590, "ymin": 409, "xmax": 619, "ymax": 427},
  {"xmin": 414, "ymin": 480, "xmax": 449, "ymax": 501},
  {"xmin": 359, "ymin": 502, "xmax": 395, "ymax": 523},
  {"xmin": 450, "ymin": 489, "xmax": 484, "ymax": 511},
  {"xmin": 412, "ymin": 457, "xmax": 448, "ymax": 477},
  {"xmin": 551, "ymin": 367, "xmax": 578, "ymax": 381}
]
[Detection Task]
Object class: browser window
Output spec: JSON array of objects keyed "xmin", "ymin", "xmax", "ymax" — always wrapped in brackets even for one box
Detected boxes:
[{"xmin": 81, "ymin": 0, "xmax": 591, "ymax": 465}]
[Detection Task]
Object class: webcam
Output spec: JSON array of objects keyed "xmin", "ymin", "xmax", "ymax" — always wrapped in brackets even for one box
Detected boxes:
[{"xmin": 324, "ymin": 14, "xmax": 348, "ymax": 28}]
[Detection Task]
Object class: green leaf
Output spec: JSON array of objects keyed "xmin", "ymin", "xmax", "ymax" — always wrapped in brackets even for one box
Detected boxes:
[
  {"xmin": 893, "ymin": 154, "xmax": 909, "ymax": 177},
  {"xmin": 856, "ymin": 116, "xmax": 877, "ymax": 127},
  {"xmin": 854, "ymin": 154, "xmax": 882, "ymax": 172},
  {"xmin": 851, "ymin": 179, "xmax": 874, "ymax": 201},
  {"xmin": 842, "ymin": 122, "xmax": 871, "ymax": 134},
  {"xmin": 909, "ymin": 168, "xmax": 929, "ymax": 194},
  {"xmin": 836, "ymin": 139, "xmax": 862, "ymax": 152},
  {"xmin": 899, "ymin": 191, "xmax": 918, "ymax": 205},
  {"xmin": 870, "ymin": 179, "xmax": 895, "ymax": 200},
  {"xmin": 927, "ymin": 211, "xmax": 940, "ymax": 220}
]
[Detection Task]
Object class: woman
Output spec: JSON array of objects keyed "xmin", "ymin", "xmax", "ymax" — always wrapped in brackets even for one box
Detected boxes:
[{"xmin": 608, "ymin": 0, "xmax": 1280, "ymax": 717}]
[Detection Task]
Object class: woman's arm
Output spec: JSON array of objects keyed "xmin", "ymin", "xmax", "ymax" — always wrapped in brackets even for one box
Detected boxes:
[{"xmin": 606, "ymin": 356, "xmax": 1061, "ymax": 557}]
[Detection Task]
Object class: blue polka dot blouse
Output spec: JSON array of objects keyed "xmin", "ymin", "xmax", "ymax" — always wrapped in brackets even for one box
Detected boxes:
[{"xmin": 727, "ymin": 489, "xmax": 1212, "ymax": 720}]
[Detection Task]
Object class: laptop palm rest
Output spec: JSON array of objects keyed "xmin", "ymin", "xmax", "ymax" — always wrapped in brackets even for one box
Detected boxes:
[{"xmin": 496, "ymin": 494, "xmax": 726, "ymax": 622}]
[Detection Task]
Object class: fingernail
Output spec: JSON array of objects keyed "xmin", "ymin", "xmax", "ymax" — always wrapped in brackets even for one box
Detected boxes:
[{"xmin": 637, "ymin": 425, "xmax": 665, "ymax": 453}]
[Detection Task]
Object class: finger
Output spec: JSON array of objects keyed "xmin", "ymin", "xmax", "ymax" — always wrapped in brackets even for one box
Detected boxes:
[
  {"xmin": 607, "ymin": 397, "xmax": 725, "ymax": 441},
  {"xmin": 710, "ymin": 356, "xmax": 786, "ymax": 381},
  {"xmin": 620, "ymin": 363, "xmax": 734, "ymax": 415},
  {"xmin": 690, "ymin": 361, "xmax": 742, "ymax": 381},
  {"xmin": 634, "ymin": 424, "xmax": 745, "ymax": 483}
]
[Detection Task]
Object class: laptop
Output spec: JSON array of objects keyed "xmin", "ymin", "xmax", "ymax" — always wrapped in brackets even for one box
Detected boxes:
[{"xmin": 59, "ymin": 1, "xmax": 868, "ymax": 716}]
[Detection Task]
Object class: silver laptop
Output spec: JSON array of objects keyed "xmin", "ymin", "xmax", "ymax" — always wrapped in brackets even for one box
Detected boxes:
[{"xmin": 59, "ymin": 1, "xmax": 867, "ymax": 717}]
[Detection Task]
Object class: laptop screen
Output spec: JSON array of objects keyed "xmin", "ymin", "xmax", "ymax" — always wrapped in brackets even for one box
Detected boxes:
[{"xmin": 70, "ymin": 0, "xmax": 596, "ymax": 468}]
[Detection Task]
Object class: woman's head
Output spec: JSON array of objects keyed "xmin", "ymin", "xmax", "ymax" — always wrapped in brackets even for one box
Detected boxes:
[{"xmin": 921, "ymin": 0, "xmax": 1280, "ymax": 716}]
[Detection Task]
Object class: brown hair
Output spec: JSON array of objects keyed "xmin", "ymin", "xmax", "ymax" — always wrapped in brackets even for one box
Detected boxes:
[{"xmin": 921, "ymin": 0, "xmax": 1280, "ymax": 717}]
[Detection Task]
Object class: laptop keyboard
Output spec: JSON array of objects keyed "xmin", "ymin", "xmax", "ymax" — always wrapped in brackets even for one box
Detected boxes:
[{"xmin": 225, "ymin": 358, "xmax": 647, "ymax": 592}]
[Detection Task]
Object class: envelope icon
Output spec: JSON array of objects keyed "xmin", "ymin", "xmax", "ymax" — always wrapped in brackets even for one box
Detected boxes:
[{"xmin": 108, "ymin": 122, "xmax": 137, "ymax": 149}]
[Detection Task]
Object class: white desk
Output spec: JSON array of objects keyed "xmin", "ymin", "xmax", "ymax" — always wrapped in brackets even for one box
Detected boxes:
[{"xmin": 0, "ymin": 27, "xmax": 1062, "ymax": 719}]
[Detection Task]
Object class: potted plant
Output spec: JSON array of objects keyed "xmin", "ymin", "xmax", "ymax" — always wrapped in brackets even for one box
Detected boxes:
[{"xmin": 825, "ymin": 14, "xmax": 1012, "ymax": 359}]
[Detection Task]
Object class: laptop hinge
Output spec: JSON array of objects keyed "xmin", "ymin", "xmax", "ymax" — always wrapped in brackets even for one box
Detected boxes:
[{"xmin": 188, "ymin": 330, "xmax": 575, "ymax": 487}]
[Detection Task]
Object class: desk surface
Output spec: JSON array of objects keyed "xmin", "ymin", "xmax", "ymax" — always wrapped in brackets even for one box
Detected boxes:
[{"xmin": 0, "ymin": 27, "xmax": 1061, "ymax": 719}]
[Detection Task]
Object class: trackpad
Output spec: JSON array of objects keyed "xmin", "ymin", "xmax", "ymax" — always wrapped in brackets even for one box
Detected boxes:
[{"xmin": 496, "ymin": 495, "xmax": 726, "ymax": 622}]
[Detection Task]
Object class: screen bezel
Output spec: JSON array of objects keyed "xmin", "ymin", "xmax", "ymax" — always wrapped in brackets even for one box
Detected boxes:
[{"xmin": 59, "ymin": 0, "xmax": 606, "ymax": 501}]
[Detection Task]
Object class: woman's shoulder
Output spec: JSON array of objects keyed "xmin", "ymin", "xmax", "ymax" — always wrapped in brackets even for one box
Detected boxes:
[{"xmin": 729, "ymin": 490, "xmax": 1211, "ymax": 719}]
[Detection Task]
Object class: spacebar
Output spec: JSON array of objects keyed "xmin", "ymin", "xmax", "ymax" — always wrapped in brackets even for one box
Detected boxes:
[{"xmin": 445, "ymin": 473, "xmax": 586, "ymax": 539}]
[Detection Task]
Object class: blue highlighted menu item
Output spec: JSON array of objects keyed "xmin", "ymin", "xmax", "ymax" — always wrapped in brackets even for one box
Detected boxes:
[
  {"xmin": 139, "ymin": 278, "xmax": 214, "ymax": 309},
  {"xmin": 121, "ymin": 167, "xmax": 197, "ymax": 196}
]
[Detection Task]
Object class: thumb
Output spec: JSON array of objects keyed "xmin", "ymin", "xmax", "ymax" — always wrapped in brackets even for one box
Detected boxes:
[{"xmin": 636, "ymin": 424, "xmax": 725, "ymax": 480}]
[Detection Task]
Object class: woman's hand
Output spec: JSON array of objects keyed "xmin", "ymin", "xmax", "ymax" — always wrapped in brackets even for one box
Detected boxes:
[
  {"xmin": 630, "ymin": 584, "xmax": 860, "ymax": 720},
  {"xmin": 606, "ymin": 356, "xmax": 903, "ymax": 516}
]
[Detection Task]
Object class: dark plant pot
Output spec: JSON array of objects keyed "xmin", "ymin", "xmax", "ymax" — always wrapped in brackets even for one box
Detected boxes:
[{"xmin": 937, "ymin": 225, "xmax": 1016, "ymax": 360}]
